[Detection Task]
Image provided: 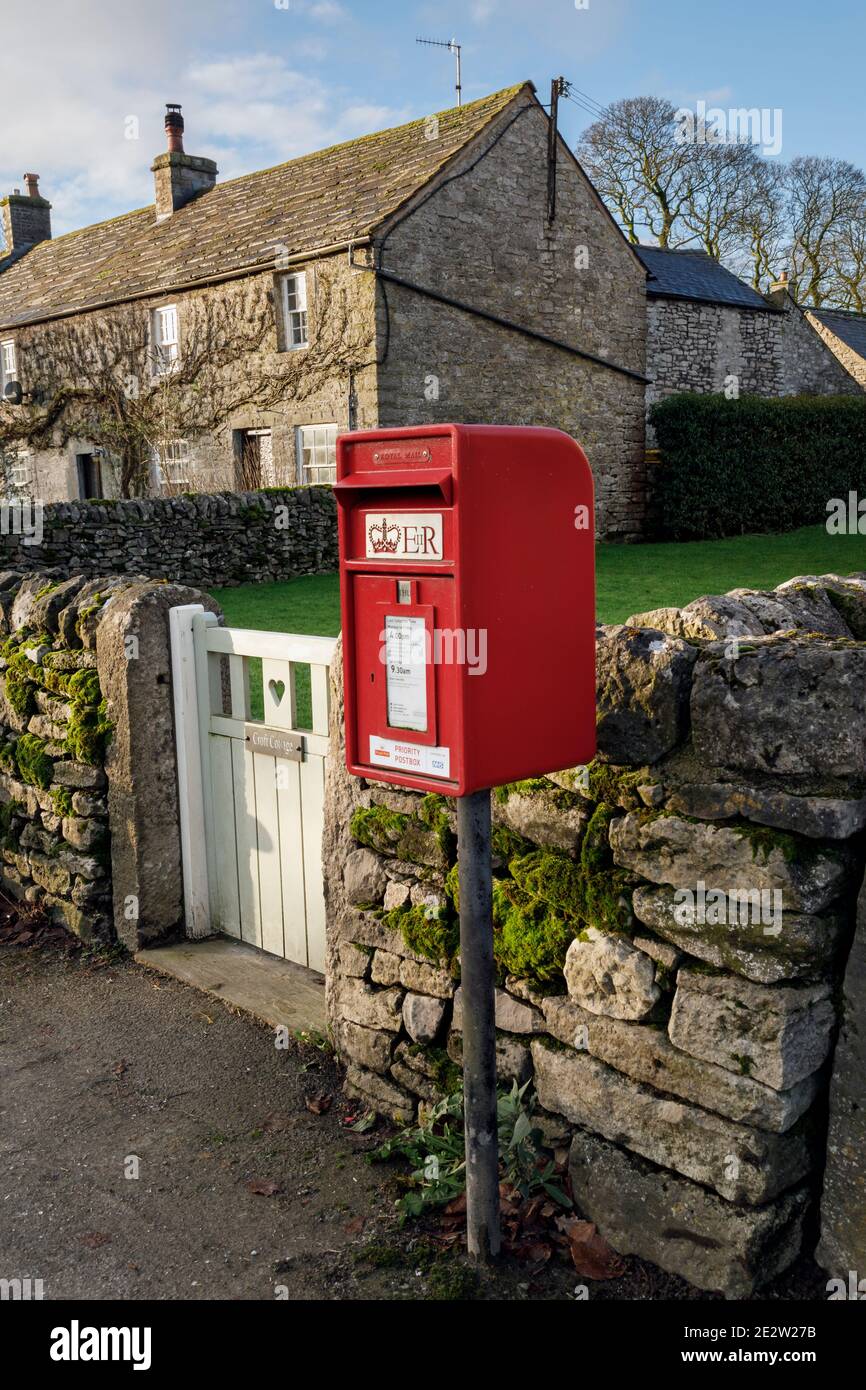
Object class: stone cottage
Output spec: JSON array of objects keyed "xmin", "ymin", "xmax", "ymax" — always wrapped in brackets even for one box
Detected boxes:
[
  {"xmin": 805, "ymin": 306, "xmax": 866, "ymax": 390},
  {"xmin": 637, "ymin": 246, "xmax": 866, "ymax": 430},
  {"xmin": 0, "ymin": 84, "xmax": 648, "ymax": 539}
]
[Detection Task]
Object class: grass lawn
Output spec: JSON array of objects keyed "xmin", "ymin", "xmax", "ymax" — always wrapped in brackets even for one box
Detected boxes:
[{"xmin": 213, "ymin": 524, "xmax": 866, "ymax": 635}]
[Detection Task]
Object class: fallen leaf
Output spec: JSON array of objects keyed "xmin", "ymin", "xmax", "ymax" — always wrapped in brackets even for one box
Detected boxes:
[
  {"xmin": 79, "ymin": 1232, "xmax": 112, "ymax": 1249},
  {"xmin": 304, "ymin": 1093, "xmax": 332, "ymax": 1115},
  {"xmin": 556, "ymin": 1217, "xmax": 626, "ymax": 1279},
  {"xmin": 261, "ymin": 1112, "xmax": 291, "ymax": 1133},
  {"xmin": 505, "ymin": 1238, "xmax": 553, "ymax": 1265},
  {"xmin": 247, "ymin": 1178, "xmax": 283, "ymax": 1197},
  {"xmin": 344, "ymin": 1215, "xmax": 365, "ymax": 1236}
]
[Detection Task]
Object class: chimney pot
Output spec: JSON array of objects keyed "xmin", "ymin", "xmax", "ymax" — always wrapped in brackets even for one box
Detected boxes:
[
  {"xmin": 165, "ymin": 103, "xmax": 185, "ymax": 154},
  {"xmin": 23, "ymin": 173, "xmax": 40, "ymax": 199}
]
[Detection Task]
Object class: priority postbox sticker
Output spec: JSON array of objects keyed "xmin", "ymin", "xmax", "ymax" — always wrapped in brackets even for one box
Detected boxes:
[
  {"xmin": 368, "ymin": 736, "xmax": 451, "ymax": 779},
  {"xmin": 365, "ymin": 513, "xmax": 443, "ymax": 561}
]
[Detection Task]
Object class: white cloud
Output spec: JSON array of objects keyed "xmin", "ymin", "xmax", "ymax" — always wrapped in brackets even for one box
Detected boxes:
[{"xmin": 0, "ymin": 1, "xmax": 404, "ymax": 237}]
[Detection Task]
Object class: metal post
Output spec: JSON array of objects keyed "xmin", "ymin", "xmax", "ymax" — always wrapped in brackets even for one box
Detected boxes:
[
  {"xmin": 456, "ymin": 788, "xmax": 500, "ymax": 1261},
  {"xmin": 416, "ymin": 36, "xmax": 462, "ymax": 108}
]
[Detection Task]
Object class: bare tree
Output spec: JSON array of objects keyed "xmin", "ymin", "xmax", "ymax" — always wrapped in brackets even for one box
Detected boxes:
[
  {"xmin": 826, "ymin": 195, "xmax": 866, "ymax": 312},
  {"xmin": 577, "ymin": 96, "xmax": 701, "ymax": 247},
  {"xmin": 680, "ymin": 142, "xmax": 767, "ymax": 263},
  {"xmin": 787, "ymin": 156, "xmax": 866, "ymax": 306},
  {"xmin": 577, "ymin": 96, "xmax": 866, "ymax": 310},
  {"xmin": 733, "ymin": 159, "xmax": 790, "ymax": 289}
]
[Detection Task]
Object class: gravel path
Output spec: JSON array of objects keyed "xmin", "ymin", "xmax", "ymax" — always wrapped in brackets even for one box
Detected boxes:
[{"xmin": 0, "ymin": 940, "xmax": 826, "ymax": 1303}]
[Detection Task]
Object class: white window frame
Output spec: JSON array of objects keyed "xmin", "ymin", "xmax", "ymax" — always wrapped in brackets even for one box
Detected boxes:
[
  {"xmin": 281, "ymin": 273, "xmax": 309, "ymax": 350},
  {"xmin": 151, "ymin": 438, "xmax": 192, "ymax": 492},
  {"xmin": 296, "ymin": 423, "xmax": 337, "ymax": 486},
  {"xmin": 151, "ymin": 305, "xmax": 179, "ymax": 376},
  {"xmin": 7, "ymin": 449, "xmax": 32, "ymax": 496},
  {"xmin": 1, "ymin": 339, "xmax": 17, "ymax": 393}
]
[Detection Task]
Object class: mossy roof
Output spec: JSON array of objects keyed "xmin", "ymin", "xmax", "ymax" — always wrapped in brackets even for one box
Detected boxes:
[{"xmin": 0, "ymin": 84, "xmax": 532, "ymax": 330}]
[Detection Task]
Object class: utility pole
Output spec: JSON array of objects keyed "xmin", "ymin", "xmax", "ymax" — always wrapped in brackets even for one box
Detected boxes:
[
  {"xmin": 547, "ymin": 76, "xmax": 567, "ymax": 223},
  {"xmin": 416, "ymin": 36, "xmax": 462, "ymax": 107}
]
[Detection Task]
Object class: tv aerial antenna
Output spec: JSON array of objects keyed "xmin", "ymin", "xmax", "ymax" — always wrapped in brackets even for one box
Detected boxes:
[{"xmin": 416, "ymin": 36, "xmax": 462, "ymax": 107}]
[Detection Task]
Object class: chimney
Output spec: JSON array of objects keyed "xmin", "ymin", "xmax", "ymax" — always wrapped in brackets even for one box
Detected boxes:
[
  {"xmin": 766, "ymin": 269, "xmax": 797, "ymax": 309},
  {"xmin": 1, "ymin": 173, "xmax": 52, "ymax": 255},
  {"xmin": 151, "ymin": 104, "xmax": 217, "ymax": 221}
]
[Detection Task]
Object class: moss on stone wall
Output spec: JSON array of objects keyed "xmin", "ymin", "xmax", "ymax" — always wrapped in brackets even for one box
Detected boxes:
[
  {"xmin": 495, "ymin": 777, "xmax": 586, "ymax": 813},
  {"xmin": 505, "ymin": 803, "xmax": 634, "ymax": 943},
  {"xmin": 65, "ymin": 697, "xmax": 111, "ymax": 764},
  {"xmin": 15, "ymin": 733, "xmax": 53, "ymax": 789},
  {"xmin": 586, "ymin": 760, "xmax": 647, "ymax": 808},
  {"xmin": 492, "ymin": 879, "xmax": 574, "ymax": 982},
  {"xmin": 5, "ymin": 652, "xmax": 39, "ymax": 718},
  {"xmin": 385, "ymin": 899, "xmax": 460, "ymax": 972},
  {"xmin": 0, "ymin": 797, "xmax": 21, "ymax": 848},
  {"xmin": 351, "ymin": 805, "xmax": 409, "ymax": 855},
  {"xmin": 51, "ymin": 787, "xmax": 74, "ymax": 817},
  {"xmin": 417, "ymin": 793, "xmax": 456, "ymax": 861},
  {"xmin": 729, "ymin": 821, "xmax": 803, "ymax": 865},
  {"xmin": 350, "ymin": 802, "xmax": 451, "ymax": 869}
]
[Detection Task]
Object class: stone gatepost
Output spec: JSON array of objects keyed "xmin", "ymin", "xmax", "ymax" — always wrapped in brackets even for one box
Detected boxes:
[
  {"xmin": 96, "ymin": 581, "xmax": 222, "ymax": 950},
  {"xmin": 817, "ymin": 869, "xmax": 866, "ymax": 1282}
]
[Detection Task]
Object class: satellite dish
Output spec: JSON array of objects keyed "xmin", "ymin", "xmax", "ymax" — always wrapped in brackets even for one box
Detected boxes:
[{"xmin": 3, "ymin": 380, "xmax": 23, "ymax": 405}]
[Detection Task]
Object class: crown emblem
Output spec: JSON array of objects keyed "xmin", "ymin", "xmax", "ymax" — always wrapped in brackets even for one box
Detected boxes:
[{"xmin": 368, "ymin": 517, "xmax": 401, "ymax": 553}]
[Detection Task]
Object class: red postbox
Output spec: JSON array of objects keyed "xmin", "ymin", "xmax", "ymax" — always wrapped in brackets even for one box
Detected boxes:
[{"xmin": 335, "ymin": 423, "xmax": 596, "ymax": 797}]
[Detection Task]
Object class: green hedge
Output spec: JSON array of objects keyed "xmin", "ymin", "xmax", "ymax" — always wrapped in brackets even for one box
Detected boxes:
[{"xmin": 650, "ymin": 393, "xmax": 866, "ymax": 539}]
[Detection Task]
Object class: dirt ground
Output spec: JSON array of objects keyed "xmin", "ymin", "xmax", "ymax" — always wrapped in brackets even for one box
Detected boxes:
[{"xmin": 0, "ymin": 937, "xmax": 827, "ymax": 1303}]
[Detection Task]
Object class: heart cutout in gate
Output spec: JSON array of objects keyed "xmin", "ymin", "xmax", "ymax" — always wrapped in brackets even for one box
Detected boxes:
[{"xmin": 268, "ymin": 678, "xmax": 287, "ymax": 707}]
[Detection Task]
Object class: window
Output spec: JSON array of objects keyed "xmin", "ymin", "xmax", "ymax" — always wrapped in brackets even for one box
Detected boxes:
[
  {"xmin": 281, "ymin": 273, "xmax": 308, "ymax": 349},
  {"xmin": 151, "ymin": 305, "xmax": 179, "ymax": 375},
  {"xmin": 6, "ymin": 449, "xmax": 31, "ymax": 496},
  {"xmin": 151, "ymin": 439, "xmax": 192, "ymax": 492},
  {"xmin": 296, "ymin": 423, "xmax": 337, "ymax": 485},
  {"xmin": 1, "ymin": 339, "xmax": 17, "ymax": 393}
]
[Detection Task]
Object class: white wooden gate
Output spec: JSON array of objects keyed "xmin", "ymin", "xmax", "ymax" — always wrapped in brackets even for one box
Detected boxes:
[{"xmin": 169, "ymin": 604, "xmax": 337, "ymax": 973}]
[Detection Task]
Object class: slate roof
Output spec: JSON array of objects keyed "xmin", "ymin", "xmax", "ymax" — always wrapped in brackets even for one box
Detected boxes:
[
  {"xmin": 808, "ymin": 307, "xmax": 866, "ymax": 362},
  {"xmin": 635, "ymin": 245, "xmax": 772, "ymax": 311},
  {"xmin": 0, "ymin": 83, "xmax": 531, "ymax": 330}
]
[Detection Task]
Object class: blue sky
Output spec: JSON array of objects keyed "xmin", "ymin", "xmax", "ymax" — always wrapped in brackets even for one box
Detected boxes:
[{"xmin": 2, "ymin": 0, "xmax": 863, "ymax": 237}]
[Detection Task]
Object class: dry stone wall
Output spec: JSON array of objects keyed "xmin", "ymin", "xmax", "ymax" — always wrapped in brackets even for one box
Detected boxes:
[
  {"xmin": 324, "ymin": 569, "xmax": 866, "ymax": 1297},
  {"xmin": 0, "ymin": 487, "xmax": 337, "ymax": 588},
  {"xmin": 0, "ymin": 571, "xmax": 121, "ymax": 941},
  {"xmin": 0, "ymin": 568, "xmax": 220, "ymax": 948}
]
